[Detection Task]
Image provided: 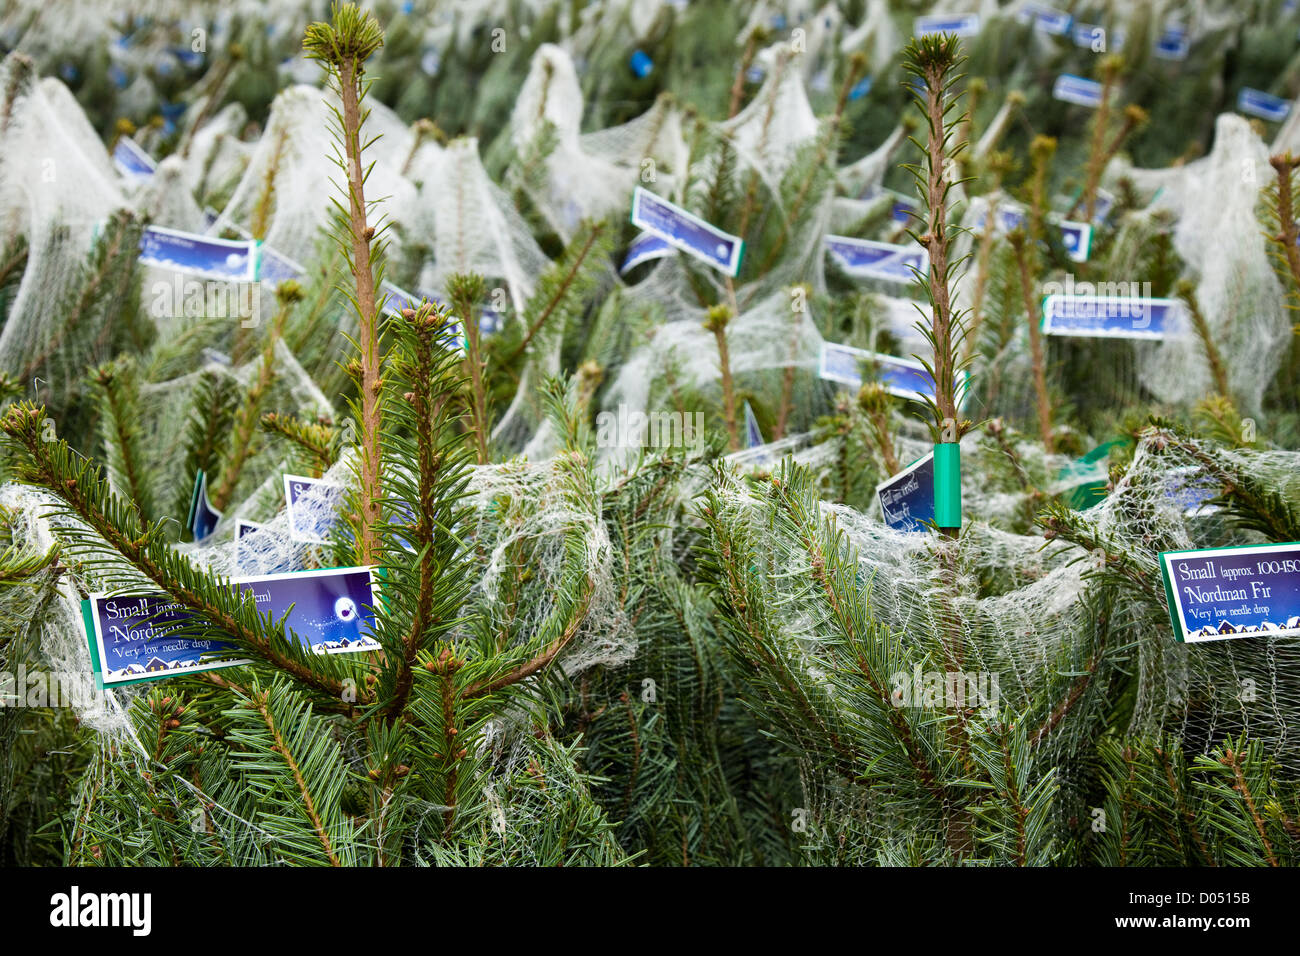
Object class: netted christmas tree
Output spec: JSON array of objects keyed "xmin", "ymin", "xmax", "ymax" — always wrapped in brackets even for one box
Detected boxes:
[{"xmin": 2, "ymin": 0, "xmax": 1300, "ymax": 868}]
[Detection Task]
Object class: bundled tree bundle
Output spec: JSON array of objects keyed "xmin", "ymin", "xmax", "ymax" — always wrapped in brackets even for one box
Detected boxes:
[{"xmin": 2, "ymin": 0, "xmax": 1300, "ymax": 870}]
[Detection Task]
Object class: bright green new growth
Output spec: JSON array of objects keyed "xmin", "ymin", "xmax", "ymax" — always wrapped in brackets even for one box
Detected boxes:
[
  {"xmin": 305, "ymin": 1, "xmax": 388, "ymax": 568},
  {"xmin": 901, "ymin": 33, "xmax": 974, "ymax": 537}
]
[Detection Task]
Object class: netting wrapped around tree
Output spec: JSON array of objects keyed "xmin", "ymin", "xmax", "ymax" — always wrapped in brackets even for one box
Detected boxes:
[
  {"xmin": 4, "ymin": 0, "xmax": 1300, "ymax": 871},
  {"xmin": 1107, "ymin": 115, "xmax": 1288, "ymax": 415},
  {"xmin": 598, "ymin": 286, "xmax": 828, "ymax": 467},
  {"xmin": 213, "ymin": 84, "xmax": 419, "ymax": 262},
  {"xmin": 698, "ymin": 425, "xmax": 1300, "ymax": 861},
  {"xmin": 580, "ymin": 93, "xmax": 690, "ymax": 196},
  {"xmin": 420, "ymin": 136, "xmax": 548, "ymax": 313},
  {"xmin": 0, "ymin": 56, "xmax": 132, "ymax": 392},
  {"xmin": 509, "ymin": 44, "xmax": 635, "ymax": 241},
  {"xmin": 137, "ymin": 155, "xmax": 208, "ymax": 231}
]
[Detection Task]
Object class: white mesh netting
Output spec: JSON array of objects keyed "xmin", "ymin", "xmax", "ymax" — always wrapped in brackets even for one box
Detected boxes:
[{"xmin": 2, "ymin": 0, "xmax": 1300, "ymax": 867}]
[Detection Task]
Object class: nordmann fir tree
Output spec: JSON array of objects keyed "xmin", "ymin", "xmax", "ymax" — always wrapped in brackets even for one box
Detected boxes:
[
  {"xmin": 901, "ymin": 32, "xmax": 974, "ymax": 538},
  {"xmin": 302, "ymin": 3, "xmax": 386, "ymax": 568},
  {"xmin": 696, "ymin": 452, "xmax": 1067, "ymax": 864},
  {"xmin": 5, "ymin": 2, "xmax": 1300, "ymax": 871},
  {"xmin": 696, "ymin": 34, "xmax": 1069, "ymax": 865},
  {"xmin": 0, "ymin": 3, "xmax": 624, "ymax": 866}
]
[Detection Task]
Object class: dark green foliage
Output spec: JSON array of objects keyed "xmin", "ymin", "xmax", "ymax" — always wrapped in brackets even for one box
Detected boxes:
[
  {"xmin": 175, "ymin": 369, "xmax": 240, "ymax": 527},
  {"xmin": 6, "ymin": 3, "xmax": 1300, "ymax": 872}
]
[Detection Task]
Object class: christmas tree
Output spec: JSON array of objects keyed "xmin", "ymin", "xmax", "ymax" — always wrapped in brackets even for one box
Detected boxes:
[{"xmin": 2, "ymin": 0, "xmax": 1300, "ymax": 869}]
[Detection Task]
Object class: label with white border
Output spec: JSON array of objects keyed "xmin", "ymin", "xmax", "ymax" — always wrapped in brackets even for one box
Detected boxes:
[
  {"xmin": 819, "ymin": 342, "xmax": 966, "ymax": 407},
  {"xmin": 1040, "ymin": 294, "xmax": 1183, "ymax": 340},
  {"xmin": 1159, "ymin": 542, "xmax": 1300, "ymax": 643},
  {"xmin": 187, "ymin": 470, "xmax": 222, "ymax": 542},
  {"xmin": 139, "ymin": 225, "xmax": 258, "ymax": 282},
  {"xmin": 1016, "ymin": 4, "xmax": 1072, "ymax": 35},
  {"xmin": 743, "ymin": 400, "xmax": 764, "ymax": 449},
  {"xmin": 112, "ymin": 137, "xmax": 156, "ymax": 180},
  {"xmin": 876, "ymin": 452, "xmax": 935, "ymax": 534},
  {"xmin": 1238, "ymin": 88, "xmax": 1291, "ymax": 123},
  {"xmin": 1154, "ymin": 26, "xmax": 1190, "ymax": 60},
  {"xmin": 84, "ymin": 566, "xmax": 380, "ymax": 686},
  {"xmin": 824, "ymin": 235, "xmax": 927, "ymax": 283},
  {"xmin": 630, "ymin": 187, "xmax": 744, "ymax": 276},
  {"xmin": 1053, "ymin": 74, "xmax": 1104, "ymax": 108},
  {"xmin": 914, "ymin": 13, "xmax": 980, "ymax": 37},
  {"xmin": 620, "ymin": 231, "xmax": 675, "ymax": 274},
  {"xmin": 990, "ymin": 204, "xmax": 1093, "ymax": 262}
]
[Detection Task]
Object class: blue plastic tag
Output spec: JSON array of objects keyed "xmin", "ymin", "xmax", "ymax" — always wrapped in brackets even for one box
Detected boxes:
[
  {"xmin": 630, "ymin": 187, "xmax": 744, "ymax": 277},
  {"xmin": 1160, "ymin": 542, "xmax": 1300, "ymax": 643},
  {"xmin": 629, "ymin": 50, "xmax": 654, "ymax": 78},
  {"xmin": 84, "ymin": 566, "xmax": 380, "ymax": 687},
  {"xmin": 620, "ymin": 231, "xmax": 675, "ymax": 274},
  {"xmin": 824, "ymin": 235, "xmax": 926, "ymax": 283},
  {"xmin": 847, "ymin": 76, "xmax": 873, "ymax": 101},
  {"xmin": 1238, "ymin": 88, "xmax": 1291, "ymax": 123},
  {"xmin": 1040, "ymin": 294, "xmax": 1183, "ymax": 340},
  {"xmin": 187, "ymin": 470, "xmax": 222, "ymax": 542},
  {"xmin": 139, "ymin": 225, "xmax": 258, "ymax": 282},
  {"xmin": 914, "ymin": 13, "xmax": 980, "ymax": 37},
  {"xmin": 1052, "ymin": 74, "xmax": 1104, "ymax": 107},
  {"xmin": 991, "ymin": 204, "xmax": 1093, "ymax": 262},
  {"xmin": 1016, "ymin": 4, "xmax": 1072, "ymax": 35},
  {"xmin": 743, "ymin": 401, "xmax": 764, "ymax": 449},
  {"xmin": 1154, "ymin": 26, "xmax": 1190, "ymax": 60},
  {"xmin": 112, "ymin": 137, "xmax": 156, "ymax": 180},
  {"xmin": 818, "ymin": 342, "xmax": 965, "ymax": 407},
  {"xmin": 875, "ymin": 452, "xmax": 935, "ymax": 534}
]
